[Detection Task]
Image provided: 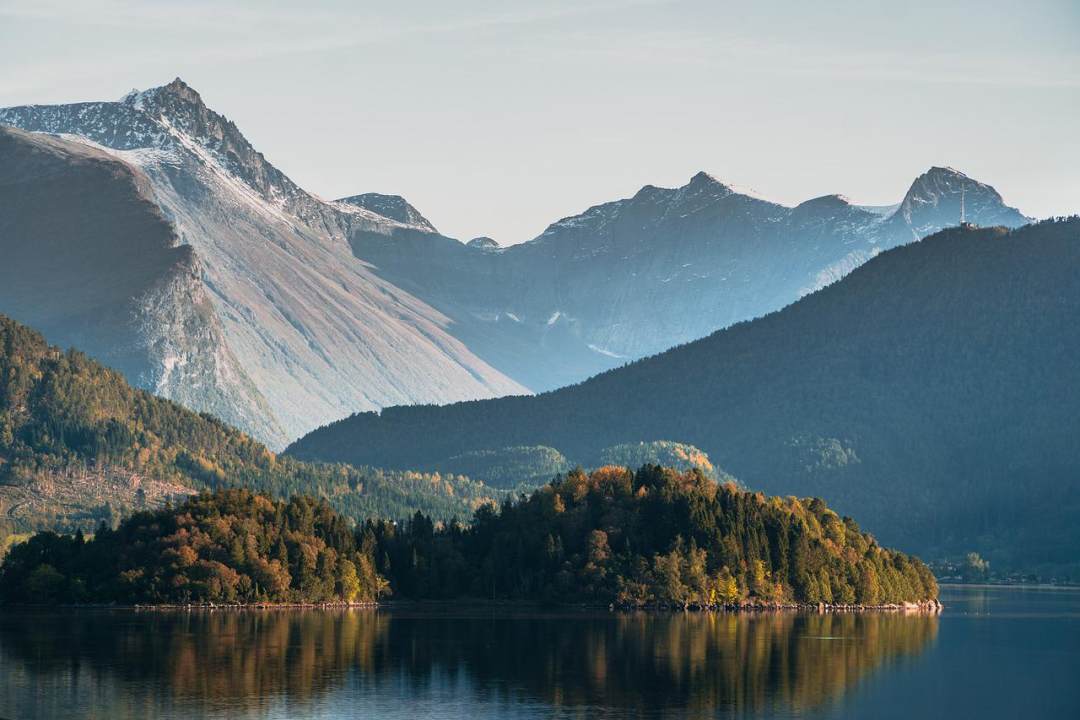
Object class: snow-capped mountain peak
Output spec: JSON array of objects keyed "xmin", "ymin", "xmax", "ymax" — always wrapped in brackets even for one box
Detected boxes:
[
  {"xmin": 0, "ymin": 78, "xmax": 324, "ymax": 222},
  {"xmin": 685, "ymin": 170, "xmax": 732, "ymax": 192},
  {"xmin": 889, "ymin": 166, "xmax": 1028, "ymax": 237},
  {"xmin": 679, "ymin": 170, "xmax": 775, "ymax": 206},
  {"xmin": 0, "ymin": 80, "xmax": 1036, "ymax": 450},
  {"xmin": 0, "ymin": 81, "xmax": 527, "ymax": 448}
]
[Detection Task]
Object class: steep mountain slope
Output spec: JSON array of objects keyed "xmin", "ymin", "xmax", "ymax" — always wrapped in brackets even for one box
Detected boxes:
[
  {"xmin": 0, "ymin": 314, "xmax": 499, "ymax": 539},
  {"xmin": 289, "ymin": 219, "xmax": 1080, "ymax": 574},
  {"xmin": 347, "ymin": 169, "xmax": 1028, "ymax": 390},
  {"xmin": 0, "ymin": 81, "xmax": 525, "ymax": 448},
  {"xmin": 0, "ymin": 126, "xmax": 281, "ymax": 443},
  {"xmin": 0, "ymin": 79, "xmax": 1031, "ymax": 443}
]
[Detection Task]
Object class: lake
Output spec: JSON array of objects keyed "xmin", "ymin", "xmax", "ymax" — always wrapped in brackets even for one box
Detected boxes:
[{"xmin": 0, "ymin": 586, "xmax": 1076, "ymax": 719}]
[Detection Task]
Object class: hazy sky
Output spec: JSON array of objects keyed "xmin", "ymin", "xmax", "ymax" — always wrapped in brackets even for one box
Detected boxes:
[{"xmin": 2, "ymin": 0, "xmax": 1077, "ymax": 243}]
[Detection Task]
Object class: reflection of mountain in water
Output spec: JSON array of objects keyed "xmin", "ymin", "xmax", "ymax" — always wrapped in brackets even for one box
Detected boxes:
[{"xmin": 0, "ymin": 609, "xmax": 937, "ymax": 718}]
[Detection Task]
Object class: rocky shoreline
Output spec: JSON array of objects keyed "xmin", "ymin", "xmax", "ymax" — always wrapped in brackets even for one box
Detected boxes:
[
  {"xmin": 3, "ymin": 597, "xmax": 944, "ymax": 613},
  {"xmin": 131, "ymin": 601, "xmax": 380, "ymax": 611},
  {"xmin": 609, "ymin": 598, "xmax": 944, "ymax": 613}
]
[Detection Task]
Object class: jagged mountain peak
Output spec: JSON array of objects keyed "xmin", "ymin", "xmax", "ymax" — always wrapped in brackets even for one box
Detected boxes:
[
  {"xmin": 538, "ymin": 170, "xmax": 783, "ymax": 243},
  {"xmin": 3, "ymin": 78, "xmax": 336, "ymax": 222},
  {"xmin": 679, "ymin": 171, "xmax": 735, "ymax": 200},
  {"xmin": 1, "ymin": 79, "xmax": 1039, "ymax": 454},
  {"xmin": 670, "ymin": 171, "xmax": 739, "ymax": 199},
  {"xmin": 903, "ymin": 166, "xmax": 990, "ymax": 201},
  {"xmin": 629, "ymin": 172, "xmax": 731, "ymax": 201},
  {"xmin": 164, "ymin": 76, "xmax": 195, "ymax": 93},
  {"xmin": 119, "ymin": 77, "xmax": 187, "ymax": 103},
  {"xmin": 680, "ymin": 170, "xmax": 776, "ymax": 207},
  {"xmin": 129, "ymin": 79, "xmax": 243, "ymax": 146},
  {"xmin": 119, "ymin": 77, "xmax": 209, "ymax": 121},
  {"xmin": 891, "ymin": 166, "xmax": 1028, "ymax": 235},
  {"xmin": 336, "ymin": 192, "xmax": 436, "ymax": 232},
  {"xmin": 627, "ymin": 171, "xmax": 766, "ymax": 207},
  {"xmin": 686, "ymin": 170, "xmax": 725, "ymax": 188},
  {"xmin": 130, "ymin": 76, "xmax": 196, "ymax": 98},
  {"xmin": 0, "ymin": 89, "xmax": 530, "ymax": 449}
]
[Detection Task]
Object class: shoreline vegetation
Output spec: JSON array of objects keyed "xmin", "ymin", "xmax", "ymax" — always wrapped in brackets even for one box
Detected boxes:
[
  {"xmin": 0, "ymin": 595, "xmax": 941, "ymax": 613},
  {"xmin": 1, "ymin": 598, "xmax": 944, "ymax": 613},
  {"xmin": 0, "ymin": 466, "xmax": 938, "ymax": 608}
]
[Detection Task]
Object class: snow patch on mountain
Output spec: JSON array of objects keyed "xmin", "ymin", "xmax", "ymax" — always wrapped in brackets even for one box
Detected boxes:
[{"xmin": 0, "ymin": 80, "xmax": 528, "ymax": 447}]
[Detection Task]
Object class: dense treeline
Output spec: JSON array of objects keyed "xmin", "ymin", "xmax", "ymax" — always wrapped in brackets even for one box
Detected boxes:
[
  {"xmin": 0, "ymin": 314, "xmax": 500, "ymax": 539},
  {"xmin": 288, "ymin": 219, "xmax": 1080, "ymax": 577},
  {"xmin": 368, "ymin": 466, "xmax": 937, "ymax": 606},
  {"xmin": 0, "ymin": 469, "xmax": 937, "ymax": 606},
  {"xmin": 0, "ymin": 489, "xmax": 387, "ymax": 604}
]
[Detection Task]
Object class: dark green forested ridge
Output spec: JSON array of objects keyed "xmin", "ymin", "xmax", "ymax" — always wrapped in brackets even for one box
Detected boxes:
[
  {"xmin": 287, "ymin": 218, "xmax": 1080, "ymax": 577},
  {"xmin": 0, "ymin": 314, "xmax": 499, "ymax": 541},
  {"xmin": 0, "ymin": 468, "xmax": 938, "ymax": 606},
  {"xmin": 0, "ymin": 489, "xmax": 386, "ymax": 604},
  {"xmin": 362, "ymin": 465, "xmax": 937, "ymax": 606}
]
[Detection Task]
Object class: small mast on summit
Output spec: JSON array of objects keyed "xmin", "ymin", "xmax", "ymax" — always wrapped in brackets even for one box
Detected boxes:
[{"xmin": 959, "ymin": 185, "xmax": 975, "ymax": 229}]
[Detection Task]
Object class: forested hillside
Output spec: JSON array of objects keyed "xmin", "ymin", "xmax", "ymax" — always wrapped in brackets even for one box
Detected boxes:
[
  {"xmin": 367, "ymin": 466, "xmax": 938, "ymax": 606},
  {"xmin": 0, "ymin": 470, "xmax": 938, "ymax": 607},
  {"xmin": 0, "ymin": 489, "xmax": 387, "ymax": 604},
  {"xmin": 0, "ymin": 315, "xmax": 498, "ymax": 542},
  {"xmin": 289, "ymin": 219, "xmax": 1080, "ymax": 577}
]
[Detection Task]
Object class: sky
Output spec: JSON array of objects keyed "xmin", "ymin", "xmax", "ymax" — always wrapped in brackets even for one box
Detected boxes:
[{"xmin": 1, "ymin": 0, "xmax": 1078, "ymax": 243}]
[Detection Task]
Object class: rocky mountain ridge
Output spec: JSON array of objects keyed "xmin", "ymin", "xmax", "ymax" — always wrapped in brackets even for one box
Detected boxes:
[
  {"xmin": 0, "ymin": 78, "xmax": 1031, "ymax": 443},
  {"xmin": 348, "ymin": 165, "xmax": 1027, "ymax": 389},
  {"xmin": 0, "ymin": 81, "xmax": 525, "ymax": 448}
]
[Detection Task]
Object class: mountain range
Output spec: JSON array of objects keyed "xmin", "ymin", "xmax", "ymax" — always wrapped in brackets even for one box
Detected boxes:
[
  {"xmin": 0, "ymin": 79, "xmax": 1029, "ymax": 448},
  {"xmin": 288, "ymin": 219, "xmax": 1080, "ymax": 575},
  {"xmin": 348, "ymin": 166, "xmax": 1027, "ymax": 391}
]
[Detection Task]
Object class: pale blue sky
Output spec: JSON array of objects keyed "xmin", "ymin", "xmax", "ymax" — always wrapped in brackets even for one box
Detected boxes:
[{"xmin": 2, "ymin": 0, "xmax": 1077, "ymax": 243}]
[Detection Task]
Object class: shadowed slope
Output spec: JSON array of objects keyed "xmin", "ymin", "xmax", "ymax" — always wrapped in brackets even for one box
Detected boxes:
[{"xmin": 290, "ymin": 219, "xmax": 1080, "ymax": 573}]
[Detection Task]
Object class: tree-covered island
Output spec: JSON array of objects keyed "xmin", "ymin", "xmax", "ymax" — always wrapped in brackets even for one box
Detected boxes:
[{"xmin": 0, "ymin": 465, "xmax": 938, "ymax": 609}]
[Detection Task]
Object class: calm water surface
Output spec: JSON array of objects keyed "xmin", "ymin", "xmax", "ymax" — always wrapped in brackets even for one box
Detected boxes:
[{"xmin": 0, "ymin": 586, "xmax": 1076, "ymax": 719}]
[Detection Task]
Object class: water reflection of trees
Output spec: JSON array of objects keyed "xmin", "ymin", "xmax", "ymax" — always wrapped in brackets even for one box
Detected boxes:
[
  {"xmin": 0, "ymin": 610, "xmax": 389, "ymax": 712},
  {"xmin": 373, "ymin": 611, "xmax": 939, "ymax": 715},
  {"xmin": 0, "ymin": 609, "xmax": 937, "ymax": 717}
]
